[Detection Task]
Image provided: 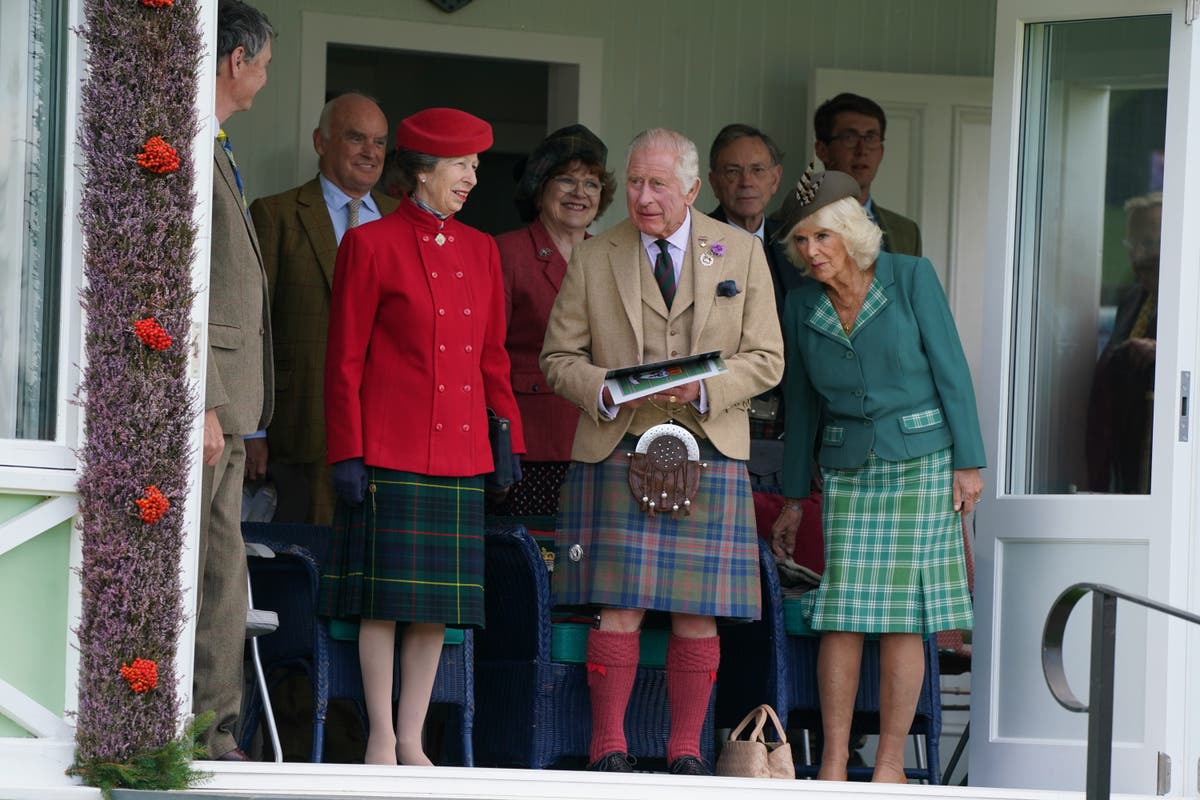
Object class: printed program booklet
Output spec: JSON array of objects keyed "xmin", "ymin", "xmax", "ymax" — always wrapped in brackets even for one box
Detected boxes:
[{"xmin": 603, "ymin": 351, "xmax": 727, "ymax": 404}]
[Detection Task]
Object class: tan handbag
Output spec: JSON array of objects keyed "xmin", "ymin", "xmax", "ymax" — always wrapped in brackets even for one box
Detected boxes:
[{"xmin": 715, "ymin": 704, "xmax": 795, "ymax": 779}]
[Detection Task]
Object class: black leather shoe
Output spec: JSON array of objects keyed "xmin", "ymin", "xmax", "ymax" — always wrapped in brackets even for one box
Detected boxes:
[
  {"xmin": 668, "ymin": 755, "xmax": 710, "ymax": 775},
  {"xmin": 586, "ymin": 751, "xmax": 634, "ymax": 772}
]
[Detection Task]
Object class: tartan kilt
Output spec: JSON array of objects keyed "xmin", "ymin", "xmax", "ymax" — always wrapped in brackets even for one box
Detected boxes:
[
  {"xmin": 317, "ymin": 467, "xmax": 486, "ymax": 627},
  {"xmin": 553, "ymin": 449, "xmax": 761, "ymax": 620},
  {"xmin": 802, "ymin": 447, "xmax": 973, "ymax": 634}
]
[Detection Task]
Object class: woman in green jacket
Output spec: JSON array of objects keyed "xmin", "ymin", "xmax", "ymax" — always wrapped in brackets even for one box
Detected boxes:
[{"xmin": 770, "ymin": 169, "xmax": 985, "ymax": 783}]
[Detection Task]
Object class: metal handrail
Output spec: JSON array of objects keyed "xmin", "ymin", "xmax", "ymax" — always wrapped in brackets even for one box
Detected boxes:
[{"xmin": 1041, "ymin": 582, "xmax": 1200, "ymax": 800}]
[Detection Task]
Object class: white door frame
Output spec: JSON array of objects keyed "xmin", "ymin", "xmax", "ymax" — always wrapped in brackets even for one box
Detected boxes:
[
  {"xmin": 974, "ymin": 1, "xmax": 1200, "ymax": 794},
  {"xmin": 296, "ymin": 14, "xmax": 603, "ymax": 185}
]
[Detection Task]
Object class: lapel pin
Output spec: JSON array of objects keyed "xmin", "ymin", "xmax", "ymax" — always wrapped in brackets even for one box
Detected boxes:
[{"xmin": 538, "ymin": 247, "xmax": 553, "ymax": 257}]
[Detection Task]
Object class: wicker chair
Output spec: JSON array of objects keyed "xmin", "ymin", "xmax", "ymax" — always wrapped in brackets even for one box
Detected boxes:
[
  {"xmin": 239, "ymin": 522, "xmax": 474, "ymax": 765},
  {"xmin": 473, "ymin": 523, "xmax": 715, "ymax": 768},
  {"xmin": 715, "ymin": 537, "xmax": 790, "ymax": 731}
]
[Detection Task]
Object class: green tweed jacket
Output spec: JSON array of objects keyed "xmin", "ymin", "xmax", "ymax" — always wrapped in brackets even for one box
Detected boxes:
[
  {"xmin": 874, "ymin": 202, "xmax": 922, "ymax": 257},
  {"xmin": 249, "ymin": 178, "xmax": 399, "ymax": 463},
  {"xmin": 781, "ymin": 251, "xmax": 985, "ymax": 497}
]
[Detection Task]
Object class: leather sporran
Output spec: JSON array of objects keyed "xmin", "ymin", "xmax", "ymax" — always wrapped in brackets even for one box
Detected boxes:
[
  {"xmin": 627, "ymin": 424, "xmax": 704, "ymax": 516},
  {"xmin": 715, "ymin": 704, "xmax": 795, "ymax": 779}
]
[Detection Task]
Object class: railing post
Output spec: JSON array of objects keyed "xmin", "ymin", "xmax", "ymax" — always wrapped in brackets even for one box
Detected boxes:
[{"xmin": 1086, "ymin": 591, "xmax": 1117, "ymax": 800}]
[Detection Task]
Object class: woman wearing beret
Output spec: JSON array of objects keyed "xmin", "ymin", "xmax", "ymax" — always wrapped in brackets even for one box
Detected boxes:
[
  {"xmin": 319, "ymin": 107, "xmax": 525, "ymax": 766},
  {"xmin": 769, "ymin": 169, "xmax": 984, "ymax": 783},
  {"xmin": 493, "ymin": 124, "xmax": 615, "ymax": 516}
]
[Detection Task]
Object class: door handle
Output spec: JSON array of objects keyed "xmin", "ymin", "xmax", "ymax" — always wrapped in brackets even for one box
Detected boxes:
[{"xmin": 1180, "ymin": 371, "xmax": 1191, "ymax": 442}]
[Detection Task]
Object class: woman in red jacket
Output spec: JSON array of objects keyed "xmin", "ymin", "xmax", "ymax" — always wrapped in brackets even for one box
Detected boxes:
[
  {"xmin": 319, "ymin": 108, "xmax": 525, "ymax": 766},
  {"xmin": 493, "ymin": 124, "xmax": 614, "ymax": 516}
]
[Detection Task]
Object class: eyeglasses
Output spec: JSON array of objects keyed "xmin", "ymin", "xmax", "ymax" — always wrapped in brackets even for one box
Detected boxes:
[
  {"xmin": 718, "ymin": 164, "xmax": 775, "ymax": 181},
  {"xmin": 552, "ymin": 175, "xmax": 602, "ymax": 196},
  {"xmin": 1122, "ymin": 237, "xmax": 1160, "ymax": 253},
  {"xmin": 827, "ymin": 131, "xmax": 884, "ymax": 150}
]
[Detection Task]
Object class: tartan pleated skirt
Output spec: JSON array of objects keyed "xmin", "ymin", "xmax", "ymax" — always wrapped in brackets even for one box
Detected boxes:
[
  {"xmin": 553, "ymin": 448, "xmax": 761, "ymax": 620},
  {"xmin": 802, "ymin": 447, "xmax": 973, "ymax": 634},
  {"xmin": 317, "ymin": 467, "xmax": 486, "ymax": 627}
]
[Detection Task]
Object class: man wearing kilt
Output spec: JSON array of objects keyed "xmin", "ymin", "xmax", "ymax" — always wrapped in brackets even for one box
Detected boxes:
[{"xmin": 540, "ymin": 128, "xmax": 784, "ymax": 775}]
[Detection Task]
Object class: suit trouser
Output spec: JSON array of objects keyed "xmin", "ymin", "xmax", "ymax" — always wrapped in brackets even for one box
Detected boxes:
[{"xmin": 194, "ymin": 434, "xmax": 248, "ymax": 758}]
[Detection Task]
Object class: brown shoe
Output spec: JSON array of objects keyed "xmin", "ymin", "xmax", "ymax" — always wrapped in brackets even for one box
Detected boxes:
[{"xmin": 216, "ymin": 747, "xmax": 251, "ymax": 762}]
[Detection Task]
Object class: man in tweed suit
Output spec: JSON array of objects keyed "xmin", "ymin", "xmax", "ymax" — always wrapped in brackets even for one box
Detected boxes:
[
  {"xmin": 249, "ymin": 93, "xmax": 396, "ymax": 524},
  {"xmin": 813, "ymin": 92, "xmax": 922, "ymax": 257},
  {"xmin": 196, "ymin": 0, "xmax": 274, "ymax": 761},
  {"xmin": 541, "ymin": 128, "xmax": 783, "ymax": 775}
]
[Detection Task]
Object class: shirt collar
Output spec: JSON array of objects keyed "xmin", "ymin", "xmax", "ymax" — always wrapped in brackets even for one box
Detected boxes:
[
  {"xmin": 318, "ymin": 173, "xmax": 377, "ymax": 215},
  {"xmin": 639, "ymin": 207, "xmax": 693, "ymax": 252},
  {"xmin": 411, "ymin": 193, "xmax": 449, "ymax": 220},
  {"xmin": 863, "ymin": 196, "xmax": 876, "ymax": 219}
]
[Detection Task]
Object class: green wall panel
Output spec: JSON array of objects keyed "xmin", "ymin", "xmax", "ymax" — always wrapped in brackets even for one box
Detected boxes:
[
  {"xmin": 0, "ymin": 494, "xmax": 71, "ymax": 738},
  {"xmin": 228, "ymin": 0, "xmax": 996, "ymax": 220}
]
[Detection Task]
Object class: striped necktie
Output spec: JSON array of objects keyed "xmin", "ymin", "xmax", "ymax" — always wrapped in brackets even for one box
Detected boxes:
[
  {"xmin": 216, "ymin": 128, "xmax": 247, "ymax": 213},
  {"xmin": 347, "ymin": 197, "xmax": 362, "ymax": 229},
  {"xmin": 653, "ymin": 238, "xmax": 676, "ymax": 309}
]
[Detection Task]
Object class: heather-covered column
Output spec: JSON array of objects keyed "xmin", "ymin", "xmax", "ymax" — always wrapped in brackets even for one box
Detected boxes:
[{"xmin": 70, "ymin": 0, "xmax": 205, "ymax": 791}]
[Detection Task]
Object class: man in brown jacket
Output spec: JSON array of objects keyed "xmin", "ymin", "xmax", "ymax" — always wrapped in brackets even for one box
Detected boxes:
[
  {"xmin": 196, "ymin": 0, "xmax": 275, "ymax": 761},
  {"xmin": 248, "ymin": 93, "xmax": 395, "ymax": 524}
]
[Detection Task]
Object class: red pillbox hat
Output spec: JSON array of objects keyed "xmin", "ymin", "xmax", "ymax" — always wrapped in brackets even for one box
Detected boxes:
[{"xmin": 395, "ymin": 107, "xmax": 493, "ymax": 156}]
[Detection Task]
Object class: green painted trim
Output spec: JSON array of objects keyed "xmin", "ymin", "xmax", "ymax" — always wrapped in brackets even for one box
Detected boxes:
[{"xmin": 0, "ymin": 494, "xmax": 71, "ymax": 738}]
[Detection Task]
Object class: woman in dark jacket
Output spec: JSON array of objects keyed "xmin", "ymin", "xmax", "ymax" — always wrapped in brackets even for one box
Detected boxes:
[{"xmin": 320, "ymin": 107, "xmax": 525, "ymax": 766}]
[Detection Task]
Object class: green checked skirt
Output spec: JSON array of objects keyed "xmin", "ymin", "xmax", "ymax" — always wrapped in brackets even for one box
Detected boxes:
[
  {"xmin": 801, "ymin": 447, "xmax": 973, "ymax": 634},
  {"xmin": 317, "ymin": 467, "xmax": 486, "ymax": 628}
]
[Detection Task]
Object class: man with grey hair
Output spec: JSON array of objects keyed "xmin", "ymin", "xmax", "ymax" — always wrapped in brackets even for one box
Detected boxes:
[
  {"xmin": 248, "ymin": 92, "xmax": 395, "ymax": 525},
  {"xmin": 199, "ymin": 0, "xmax": 274, "ymax": 761},
  {"xmin": 541, "ymin": 127, "xmax": 783, "ymax": 775}
]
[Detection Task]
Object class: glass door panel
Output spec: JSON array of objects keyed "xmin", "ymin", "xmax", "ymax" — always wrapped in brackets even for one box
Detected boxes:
[{"xmin": 1009, "ymin": 15, "xmax": 1169, "ymax": 495}]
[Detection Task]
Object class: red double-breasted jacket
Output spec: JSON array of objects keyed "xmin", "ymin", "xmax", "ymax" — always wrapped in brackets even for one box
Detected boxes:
[
  {"xmin": 495, "ymin": 219, "xmax": 584, "ymax": 462},
  {"xmin": 325, "ymin": 198, "xmax": 525, "ymax": 476}
]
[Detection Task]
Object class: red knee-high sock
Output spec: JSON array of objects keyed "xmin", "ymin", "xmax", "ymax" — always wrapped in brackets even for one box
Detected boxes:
[
  {"xmin": 586, "ymin": 629, "xmax": 640, "ymax": 762},
  {"xmin": 666, "ymin": 634, "xmax": 720, "ymax": 762}
]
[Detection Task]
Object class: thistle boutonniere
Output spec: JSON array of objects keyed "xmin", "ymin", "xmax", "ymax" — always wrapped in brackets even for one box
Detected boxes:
[{"xmin": 717, "ymin": 280, "xmax": 741, "ymax": 298}]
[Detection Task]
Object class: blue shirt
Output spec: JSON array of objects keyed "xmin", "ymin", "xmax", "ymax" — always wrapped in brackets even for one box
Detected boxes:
[{"xmin": 320, "ymin": 174, "xmax": 381, "ymax": 244}]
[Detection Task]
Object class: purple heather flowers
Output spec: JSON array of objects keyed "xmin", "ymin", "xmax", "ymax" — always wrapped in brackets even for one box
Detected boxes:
[{"xmin": 73, "ymin": 0, "xmax": 201, "ymax": 771}]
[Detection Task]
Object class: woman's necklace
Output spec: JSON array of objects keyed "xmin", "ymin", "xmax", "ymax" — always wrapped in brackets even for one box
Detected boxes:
[{"xmin": 829, "ymin": 291, "xmax": 864, "ymax": 334}]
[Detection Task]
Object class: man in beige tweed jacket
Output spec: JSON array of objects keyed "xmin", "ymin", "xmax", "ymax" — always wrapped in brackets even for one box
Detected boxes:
[
  {"xmin": 540, "ymin": 128, "xmax": 782, "ymax": 775},
  {"xmin": 195, "ymin": 0, "xmax": 274, "ymax": 762}
]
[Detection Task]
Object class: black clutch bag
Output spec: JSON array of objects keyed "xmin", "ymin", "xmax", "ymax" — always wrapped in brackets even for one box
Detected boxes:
[{"xmin": 485, "ymin": 409, "xmax": 515, "ymax": 492}]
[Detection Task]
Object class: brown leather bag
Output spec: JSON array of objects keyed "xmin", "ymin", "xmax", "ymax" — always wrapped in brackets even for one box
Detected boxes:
[{"xmin": 715, "ymin": 704, "xmax": 795, "ymax": 779}]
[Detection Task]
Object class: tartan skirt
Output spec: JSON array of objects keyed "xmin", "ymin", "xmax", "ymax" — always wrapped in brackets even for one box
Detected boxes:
[
  {"xmin": 553, "ymin": 446, "xmax": 761, "ymax": 620},
  {"xmin": 802, "ymin": 447, "xmax": 973, "ymax": 634},
  {"xmin": 316, "ymin": 467, "xmax": 485, "ymax": 627}
]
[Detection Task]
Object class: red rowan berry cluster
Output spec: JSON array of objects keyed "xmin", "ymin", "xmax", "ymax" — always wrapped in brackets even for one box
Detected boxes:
[
  {"xmin": 133, "ymin": 317, "xmax": 172, "ymax": 350},
  {"xmin": 136, "ymin": 485, "xmax": 169, "ymax": 524},
  {"xmin": 119, "ymin": 658, "xmax": 159, "ymax": 693},
  {"xmin": 136, "ymin": 136, "xmax": 180, "ymax": 174},
  {"xmin": 141, "ymin": 0, "xmax": 174, "ymax": 9}
]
